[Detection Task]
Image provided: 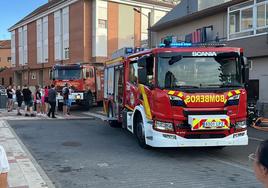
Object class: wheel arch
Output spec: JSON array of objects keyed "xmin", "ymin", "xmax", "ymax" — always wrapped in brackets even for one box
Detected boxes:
[{"xmin": 132, "ymin": 105, "xmax": 147, "ymax": 135}]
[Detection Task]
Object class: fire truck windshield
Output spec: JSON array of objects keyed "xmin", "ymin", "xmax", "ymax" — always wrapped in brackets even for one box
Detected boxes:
[
  {"xmin": 53, "ymin": 69, "xmax": 82, "ymax": 80},
  {"xmin": 157, "ymin": 52, "xmax": 242, "ymax": 89}
]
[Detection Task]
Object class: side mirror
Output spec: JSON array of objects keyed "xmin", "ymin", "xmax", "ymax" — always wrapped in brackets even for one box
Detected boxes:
[
  {"xmin": 49, "ymin": 70, "xmax": 53, "ymax": 80},
  {"xmin": 242, "ymin": 57, "xmax": 249, "ymax": 84},
  {"xmin": 138, "ymin": 58, "xmax": 147, "ymax": 85}
]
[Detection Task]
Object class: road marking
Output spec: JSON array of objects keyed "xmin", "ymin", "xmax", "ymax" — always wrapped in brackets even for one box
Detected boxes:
[{"xmin": 249, "ymin": 137, "xmax": 264, "ymax": 142}]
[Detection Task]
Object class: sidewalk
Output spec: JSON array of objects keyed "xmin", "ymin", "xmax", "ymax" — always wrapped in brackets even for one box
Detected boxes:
[
  {"xmin": 0, "ymin": 120, "xmax": 54, "ymax": 188},
  {"xmin": 0, "ymin": 109, "xmax": 94, "ymax": 121}
]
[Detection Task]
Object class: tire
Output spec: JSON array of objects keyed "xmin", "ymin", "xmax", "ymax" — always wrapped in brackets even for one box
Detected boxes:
[
  {"xmin": 107, "ymin": 104, "xmax": 120, "ymax": 128},
  {"xmin": 84, "ymin": 92, "xmax": 93, "ymax": 111},
  {"xmin": 135, "ymin": 114, "xmax": 149, "ymax": 149}
]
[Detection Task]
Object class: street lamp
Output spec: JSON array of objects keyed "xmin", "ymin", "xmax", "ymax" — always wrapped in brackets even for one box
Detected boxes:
[{"xmin": 133, "ymin": 8, "xmax": 152, "ymax": 48}]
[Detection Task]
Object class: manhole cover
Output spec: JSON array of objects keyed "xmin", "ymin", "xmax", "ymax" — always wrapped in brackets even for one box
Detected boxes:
[
  {"xmin": 62, "ymin": 141, "xmax": 81, "ymax": 147},
  {"xmin": 59, "ymin": 166, "xmax": 71, "ymax": 173}
]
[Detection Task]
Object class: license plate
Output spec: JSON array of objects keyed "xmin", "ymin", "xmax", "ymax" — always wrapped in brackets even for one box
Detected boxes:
[{"xmin": 203, "ymin": 121, "xmax": 224, "ymax": 128}]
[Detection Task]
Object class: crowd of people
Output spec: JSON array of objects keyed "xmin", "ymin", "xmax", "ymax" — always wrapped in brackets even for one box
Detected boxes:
[{"xmin": 5, "ymin": 83, "xmax": 73, "ymax": 118}]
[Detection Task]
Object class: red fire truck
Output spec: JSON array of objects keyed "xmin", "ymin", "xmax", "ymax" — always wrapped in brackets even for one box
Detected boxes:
[
  {"xmin": 103, "ymin": 43, "xmax": 249, "ymax": 148},
  {"xmin": 51, "ymin": 64, "xmax": 104, "ymax": 110}
]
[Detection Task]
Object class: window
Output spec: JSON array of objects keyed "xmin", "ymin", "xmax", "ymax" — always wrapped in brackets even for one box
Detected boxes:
[
  {"xmin": 129, "ymin": 61, "xmax": 138, "ymax": 85},
  {"xmin": 257, "ymin": 4, "xmax": 265, "ymax": 27},
  {"xmin": 11, "ymin": 30, "xmax": 16, "ymax": 66},
  {"xmin": 89, "ymin": 69, "xmax": 94, "ymax": 78},
  {"xmin": 98, "ymin": 19, "xmax": 107, "ymax": 29},
  {"xmin": 228, "ymin": 0, "xmax": 268, "ymax": 40},
  {"xmin": 241, "ymin": 8, "xmax": 253, "ymax": 30},
  {"xmin": 7, "ymin": 57, "xmax": 11, "ymax": 62},
  {"xmin": 229, "ymin": 11, "xmax": 240, "ymax": 33},
  {"xmin": 54, "ymin": 6, "xmax": 69, "ymax": 61},
  {"xmin": 1, "ymin": 78, "xmax": 4, "ymax": 85}
]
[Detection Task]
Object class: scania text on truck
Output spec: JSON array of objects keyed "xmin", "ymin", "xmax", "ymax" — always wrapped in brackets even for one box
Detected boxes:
[
  {"xmin": 103, "ymin": 43, "xmax": 249, "ymax": 148},
  {"xmin": 51, "ymin": 64, "xmax": 104, "ymax": 110}
]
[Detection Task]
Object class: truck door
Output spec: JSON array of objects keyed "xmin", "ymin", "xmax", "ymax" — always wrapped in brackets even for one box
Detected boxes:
[{"xmin": 114, "ymin": 65, "xmax": 124, "ymax": 118}]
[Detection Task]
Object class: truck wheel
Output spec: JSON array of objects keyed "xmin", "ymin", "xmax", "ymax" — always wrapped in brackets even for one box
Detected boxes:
[
  {"xmin": 135, "ymin": 114, "xmax": 149, "ymax": 149},
  {"xmin": 84, "ymin": 92, "xmax": 93, "ymax": 111}
]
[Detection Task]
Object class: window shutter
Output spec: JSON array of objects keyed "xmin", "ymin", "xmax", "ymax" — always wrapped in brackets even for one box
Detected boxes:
[
  {"xmin": 62, "ymin": 6, "xmax": 69, "ymax": 60},
  {"xmin": 37, "ymin": 19, "xmax": 43, "ymax": 63},
  {"xmin": 11, "ymin": 31, "xmax": 16, "ymax": 66},
  {"xmin": 18, "ymin": 27, "xmax": 23, "ymax": 65},
  {"xmin": 42, "ymin": 16, "xmax": 48, "ymax": 62},
  {"xmin": 54, "ymin": 10, "xmax": 62, "ymax": 60}
]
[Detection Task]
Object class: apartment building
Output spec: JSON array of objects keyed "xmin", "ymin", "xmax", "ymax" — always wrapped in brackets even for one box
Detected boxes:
[
  {"xmin": 0, "ymin": 40, "xmax": 11, "ymax": 68},
  {"xmin": 151, "ymin": 0, "xmax": 268, "ymax": 115},
  {"xmin": 9, "ymin": 0, "xmax": 173, "ymax": 88},
  {"xmin": 0, "ymin": 40, "xmax": 13, "ymax": 87}
]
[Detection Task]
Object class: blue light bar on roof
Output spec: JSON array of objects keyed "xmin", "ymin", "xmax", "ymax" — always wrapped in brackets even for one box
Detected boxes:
[{"xmin": 159, "ymin": 42, "xmax": 192, "ymax": 48}]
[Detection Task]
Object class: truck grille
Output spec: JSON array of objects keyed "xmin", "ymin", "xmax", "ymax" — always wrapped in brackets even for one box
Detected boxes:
[{"xmin": 184, "ymin": 134, "xmax": 226, "ymax": 139}]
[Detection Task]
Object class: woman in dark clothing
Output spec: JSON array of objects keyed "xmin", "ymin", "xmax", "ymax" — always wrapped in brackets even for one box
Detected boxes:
[{"xmin": 15, "ymin": 86, "xmax": 23, "ymax": 116}]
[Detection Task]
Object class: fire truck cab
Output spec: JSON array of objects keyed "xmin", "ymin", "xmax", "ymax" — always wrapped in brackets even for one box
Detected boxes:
[
  {"xmin": 103, "ymin": 43, "xmax": 249, "ymax": 148},
  {"xmin": 51, "ymin": 63, "xmax": 104, "ymax": 110}
]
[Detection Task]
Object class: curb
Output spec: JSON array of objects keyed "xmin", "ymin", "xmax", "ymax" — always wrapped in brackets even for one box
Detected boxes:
[{"xmin": 5, "ymin": 120, "xmax": 56, "ymax": 188}]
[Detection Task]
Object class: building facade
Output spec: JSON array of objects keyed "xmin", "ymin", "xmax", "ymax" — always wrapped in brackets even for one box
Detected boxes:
[
  {"xmin": 0, "ymin": 40, "xmax": 11, "ymax": 68},
  {"xmin": 0, "ymin": 40, "xmax": 13, "ymax": 87},
  {"xmin": 9, "ymin": 0, "xmax": 173, "ymax": 89},
  {"xmin": 151, "ymin": 0, "xmax": 268, "ymax": 114}
]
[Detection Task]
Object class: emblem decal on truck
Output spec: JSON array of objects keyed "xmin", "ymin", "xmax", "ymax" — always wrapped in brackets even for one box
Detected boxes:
[{"xmin": 192, "ymin": 52, "xmax": 217, "ymax": 56}]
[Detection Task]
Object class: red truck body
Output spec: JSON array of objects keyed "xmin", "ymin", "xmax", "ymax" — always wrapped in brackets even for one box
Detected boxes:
[
  {"xmin": 103, "ymin": 44, "xmax": 249, "ymax": 148},
  {"xmin": 51, "ymin": 64, "xmax": 104, "ymax": 110}
]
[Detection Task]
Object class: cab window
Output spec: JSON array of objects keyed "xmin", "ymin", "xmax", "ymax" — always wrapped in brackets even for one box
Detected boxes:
[{"xmin": 129, "ymin": 61, "xmax": 138, "ymax": 85}]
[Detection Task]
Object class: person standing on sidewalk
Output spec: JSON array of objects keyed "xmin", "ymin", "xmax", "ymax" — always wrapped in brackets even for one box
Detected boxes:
[
  {"xmin": 15, "ymin": 86, "xmax": 23, "ymax": 116},
  {"xmin": 44, "ymin": 85, "xmax": 50, "ymax": 114},
  {"xmin": 22, "ymin": 85, "xmax": 35, "ymax": 117},
  {"xmin": 0, "ymin": 145, "xmax": 9, "ymax": 188},
  {"xmin": 47, "ymin": 84, "xmax": 57, "ymax": 118},
  {"xmin": 62, "ymin": 83, "xmax": 69, "ymax": 116},
  {"xmin": 249, "ymin": 140, "xmax": 268, "ymax": 187},
  {"xmin": 6, "ymin": 85, "xmax": 13, "ymax": 112},
  {"xmin": 35, "ymin": 86, "xmax": 42, "ymax": 115}
]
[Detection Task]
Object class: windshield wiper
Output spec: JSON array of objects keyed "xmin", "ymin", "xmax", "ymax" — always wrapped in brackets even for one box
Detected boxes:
[
  {"xmin": 173, "ymin": 85, "xmax": 200, "ymax": 89},
  {"xmin": 200, "ymin": 84, "xmax": 242, "ymax": 88}
]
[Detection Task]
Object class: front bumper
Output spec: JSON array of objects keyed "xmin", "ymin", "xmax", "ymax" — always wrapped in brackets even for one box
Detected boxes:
[{"xmin": 146, "ymin": 127, "xmax": 248, "ymax": 148}]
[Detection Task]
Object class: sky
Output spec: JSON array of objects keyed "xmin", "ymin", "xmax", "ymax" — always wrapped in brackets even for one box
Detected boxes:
[{"xmin": 0, "ymin": 0, "xmax": 47, "ymax": 40}]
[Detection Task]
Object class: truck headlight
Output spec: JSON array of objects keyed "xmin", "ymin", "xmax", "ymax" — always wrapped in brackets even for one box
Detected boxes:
[
  {"xmin": 227, "ymin": 95, "xmax": 240, "ymax": 106},
  {"xmin": 154, "ymin": 121, "xmax": 174, "ymax": 132},
  {"xmin": 235, "ymin": 120, "xmax": 247, "ymax": 129},
  {"xmin": 169, "ymin": 96, "xmax": 185, "ymax": 106},
  {"xmin": 229, "ymin": 95, "xmax": 240, "ymax": 100}
]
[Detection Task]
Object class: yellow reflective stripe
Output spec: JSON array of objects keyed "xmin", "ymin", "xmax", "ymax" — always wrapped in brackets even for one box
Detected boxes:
[
  {"xmin": 193, "ymin": 118, "xmax": 200, "ymax": 127},
  {"xmin": 168, "ymin": 90, "xmax": 175, "ymax": 95},
  {"xmin": 139, "ymin": 84, "xmax": 152, "ymax": 119},
  {"xmin": 235, "ymin": 90, "xmax": 241, "ymax": 95},
  {"xmin": 178, "ymin": 92, "xmax": 183, "ymax": 98},
  {"xmin": 228, "ymin": 92, "xmax": 233, "ymax": 97}
]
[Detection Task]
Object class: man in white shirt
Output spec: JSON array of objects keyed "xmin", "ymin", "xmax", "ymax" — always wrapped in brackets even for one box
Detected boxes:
[{"xmin": 0, "ymin": 145, "xmax": 9, "ymax": 188}]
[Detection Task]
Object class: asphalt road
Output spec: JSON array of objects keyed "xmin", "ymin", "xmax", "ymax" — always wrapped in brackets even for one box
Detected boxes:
[{"xmin": 9, "ymin": 117, "xmax": 267, "ymax": 188}]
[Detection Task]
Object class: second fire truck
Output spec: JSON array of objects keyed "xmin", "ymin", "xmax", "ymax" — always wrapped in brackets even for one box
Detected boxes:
[
  {"xmin": 103, "ymin": 43, "xmax": 249, "ymax": 148},
  {"xmin": 51, "ymin": 63, "xmax": 104, "ymax": 110}
]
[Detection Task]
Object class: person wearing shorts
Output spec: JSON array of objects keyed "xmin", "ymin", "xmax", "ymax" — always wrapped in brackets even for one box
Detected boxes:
[
  {"xmin": 22, "ymin": 85, "xmax": 35, "ymax": 117},
  {"xmin": 62, "ymin": 83, "xmax": 70, "ymax": 116},
  {"xmin": 15, "ymin": 86, "xmax": 23, "ymax": 116},
  {"xmin": 0, "ymin": 145, "xmax": 9, "ymax": 188}
]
